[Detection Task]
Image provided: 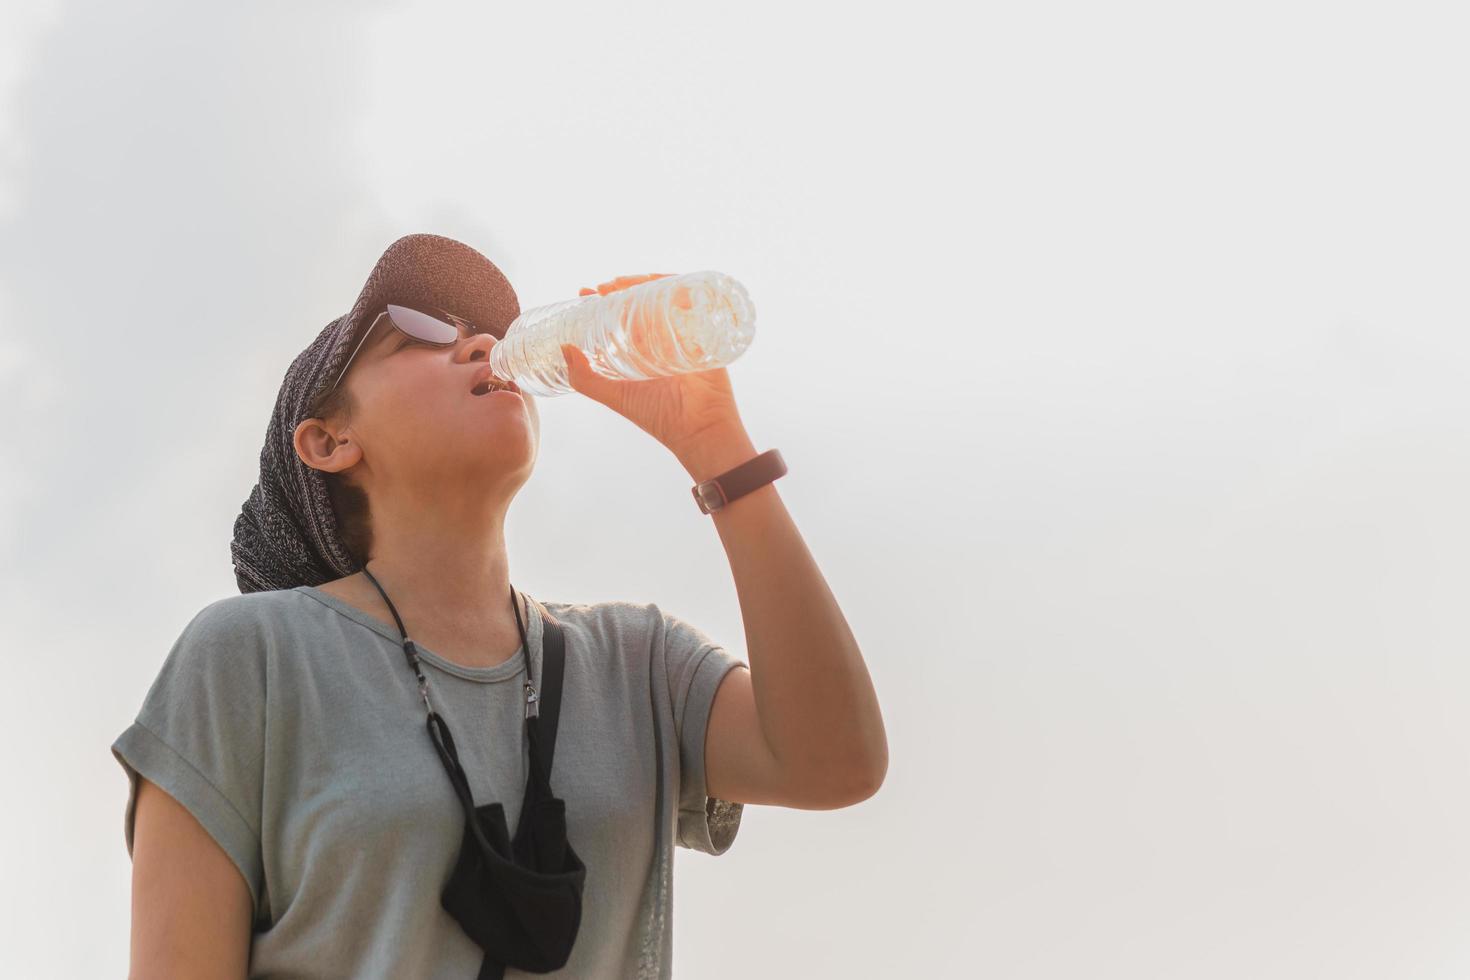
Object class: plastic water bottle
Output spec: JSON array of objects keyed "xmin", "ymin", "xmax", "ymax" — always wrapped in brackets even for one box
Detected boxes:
[{"xmin": 486, "ymin": 270, "xmax": 757, "ymax": 397}]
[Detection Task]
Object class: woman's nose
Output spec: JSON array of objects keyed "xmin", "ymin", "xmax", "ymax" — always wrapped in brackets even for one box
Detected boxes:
[{"xmin": 458, "ymin": 331, "xmax": 497, "ymax": 362}]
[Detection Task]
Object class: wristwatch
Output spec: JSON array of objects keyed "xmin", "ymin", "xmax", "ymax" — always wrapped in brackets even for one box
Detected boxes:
[{"xmin": 690, "ymin": 449, "xmax": 787, "ymax": 514}]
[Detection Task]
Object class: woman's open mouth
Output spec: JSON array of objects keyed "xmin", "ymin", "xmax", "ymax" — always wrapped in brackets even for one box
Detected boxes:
[
  {"xmin": 469, "ymin": 366, "xmax": 520, "ymax": 398},
  {"xmin": 470, "ymin": 378, "xmax": 516, "ymax": 396}
]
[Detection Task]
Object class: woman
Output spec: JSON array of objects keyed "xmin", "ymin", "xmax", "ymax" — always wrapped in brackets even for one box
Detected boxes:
[{"xmin": 111, "ymin": 233, "xmax": 887, "ymax": 978}]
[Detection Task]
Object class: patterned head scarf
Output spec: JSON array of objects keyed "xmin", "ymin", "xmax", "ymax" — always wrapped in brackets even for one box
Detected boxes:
[{"xmin": 230, "ymin": 233, "xmax": 521, "ymax": 593}]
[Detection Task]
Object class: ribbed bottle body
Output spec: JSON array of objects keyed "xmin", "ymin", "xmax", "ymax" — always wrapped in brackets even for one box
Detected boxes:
[{"xmin": 487, "ymin": 271, "xmax": 756, "ymax": 396}]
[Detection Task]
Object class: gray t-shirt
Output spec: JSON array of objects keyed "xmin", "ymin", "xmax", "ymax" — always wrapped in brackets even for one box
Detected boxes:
[{"xmin": 111, "ymin": 585, "xmax": 747, "ymax": 978}]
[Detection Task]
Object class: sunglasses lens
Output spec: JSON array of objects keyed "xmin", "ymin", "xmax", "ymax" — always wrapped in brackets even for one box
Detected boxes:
[{"xmin": 385, "ymin": 304, "xmax": 461, "ymax": 343}]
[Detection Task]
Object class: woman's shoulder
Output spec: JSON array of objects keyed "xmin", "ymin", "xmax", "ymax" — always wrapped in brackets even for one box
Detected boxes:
[
  {"xmin": 541, "ymin": 595, "xmax": 660, "ymax": 626},
  {"xmin": 193, "ymin": 586, "xmax": 311, "ymax": 619},
  {"xmin": 175, "ymin": 587, "xmax": 326, "ymax": 647},
  {"xmin": 538, "ymin": 595, "xmax": 669, "ymax": 648}
]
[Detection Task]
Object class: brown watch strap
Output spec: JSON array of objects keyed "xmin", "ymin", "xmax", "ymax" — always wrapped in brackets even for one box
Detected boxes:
[{"xmin": 690, "ymin": 449, "xmax": 787, "ymax": 514}]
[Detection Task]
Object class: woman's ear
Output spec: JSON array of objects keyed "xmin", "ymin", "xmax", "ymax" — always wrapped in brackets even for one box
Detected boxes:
[{"xmin": 293, "ymin": 417, "xmax": 362, "ymax": 474}]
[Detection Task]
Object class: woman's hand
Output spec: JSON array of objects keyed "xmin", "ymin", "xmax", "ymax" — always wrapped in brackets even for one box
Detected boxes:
[{"xmin": 560, "ymin": 273, "xmax": 747, "ymax": 461}]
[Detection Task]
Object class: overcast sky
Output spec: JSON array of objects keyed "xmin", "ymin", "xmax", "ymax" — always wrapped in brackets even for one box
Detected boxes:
[{"xmin": 3, "ymin": 1, "xmax": 1470, "ymax": 977}]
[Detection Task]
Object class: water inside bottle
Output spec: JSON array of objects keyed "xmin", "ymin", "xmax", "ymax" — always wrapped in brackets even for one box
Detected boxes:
[{"xmin": 486, "ymin": 271, "xmax": 754, "ymax": 396}]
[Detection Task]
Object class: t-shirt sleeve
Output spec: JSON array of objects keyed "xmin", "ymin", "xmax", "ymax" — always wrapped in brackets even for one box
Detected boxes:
[
  {"xmin": 110, "ymin": 597, "xmax": 269, "ymax": 922},
  {"xmin": 658, "ymin": 605, "xmax": 748, "ymax": 856}
]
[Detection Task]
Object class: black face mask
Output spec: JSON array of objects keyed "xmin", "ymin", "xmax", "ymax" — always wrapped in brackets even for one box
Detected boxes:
[{"xmin": 361, "ymin": 566, "xmax": 586, "ymax": 980}]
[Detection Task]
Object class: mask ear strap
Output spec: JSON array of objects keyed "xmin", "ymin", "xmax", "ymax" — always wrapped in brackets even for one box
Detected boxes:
[
  {"xmin": 426, "ymin": 711, "xmax": 470, "ymax": 802},
  {"xmin": 427, "ymin": 707, "xmax": 503, "ymax": 859}
]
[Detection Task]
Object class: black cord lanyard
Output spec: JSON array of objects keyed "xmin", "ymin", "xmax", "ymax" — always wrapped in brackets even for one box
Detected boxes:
[{"xmin": 359, "ymin": 565, "xmax": 538, "ymax": 722}]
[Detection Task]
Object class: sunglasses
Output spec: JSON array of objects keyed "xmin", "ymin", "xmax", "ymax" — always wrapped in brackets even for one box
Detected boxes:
[{"xmin": 328, "ymin": 304, "xmax": 487, "ymax": 395}]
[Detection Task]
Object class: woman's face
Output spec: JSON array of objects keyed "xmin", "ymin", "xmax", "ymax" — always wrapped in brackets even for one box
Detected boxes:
[{"xmin": 336, "ymin": 315, "xmax": 541, "ymax": 498}]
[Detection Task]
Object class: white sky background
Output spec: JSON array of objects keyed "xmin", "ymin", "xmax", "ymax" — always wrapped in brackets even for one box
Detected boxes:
[{"xmin": 1, "ymin": 0, "xmax": 1468, "ymax": 976}]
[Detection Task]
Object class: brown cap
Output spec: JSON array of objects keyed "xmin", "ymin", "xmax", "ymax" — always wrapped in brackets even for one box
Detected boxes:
[{"xmin": 230, "ymin": 233, "xmax": 520, "ymax": 593}]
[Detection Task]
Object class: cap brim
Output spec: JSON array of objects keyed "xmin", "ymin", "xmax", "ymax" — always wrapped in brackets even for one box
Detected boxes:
[{"xmin": 341, "ymin": 232, "xmax": 520, "ymax": 343}]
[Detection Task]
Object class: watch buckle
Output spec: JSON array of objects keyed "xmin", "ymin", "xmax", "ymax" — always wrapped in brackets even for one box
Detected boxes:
[{"xmin": 693, "ymin": 480, "xmax": 727, "ymax": 514}]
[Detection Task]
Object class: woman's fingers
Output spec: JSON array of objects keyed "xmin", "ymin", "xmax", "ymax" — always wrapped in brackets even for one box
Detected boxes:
[{"xmin": 578, "ymin": 273, "xmax": 677, "ymax": 297}]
